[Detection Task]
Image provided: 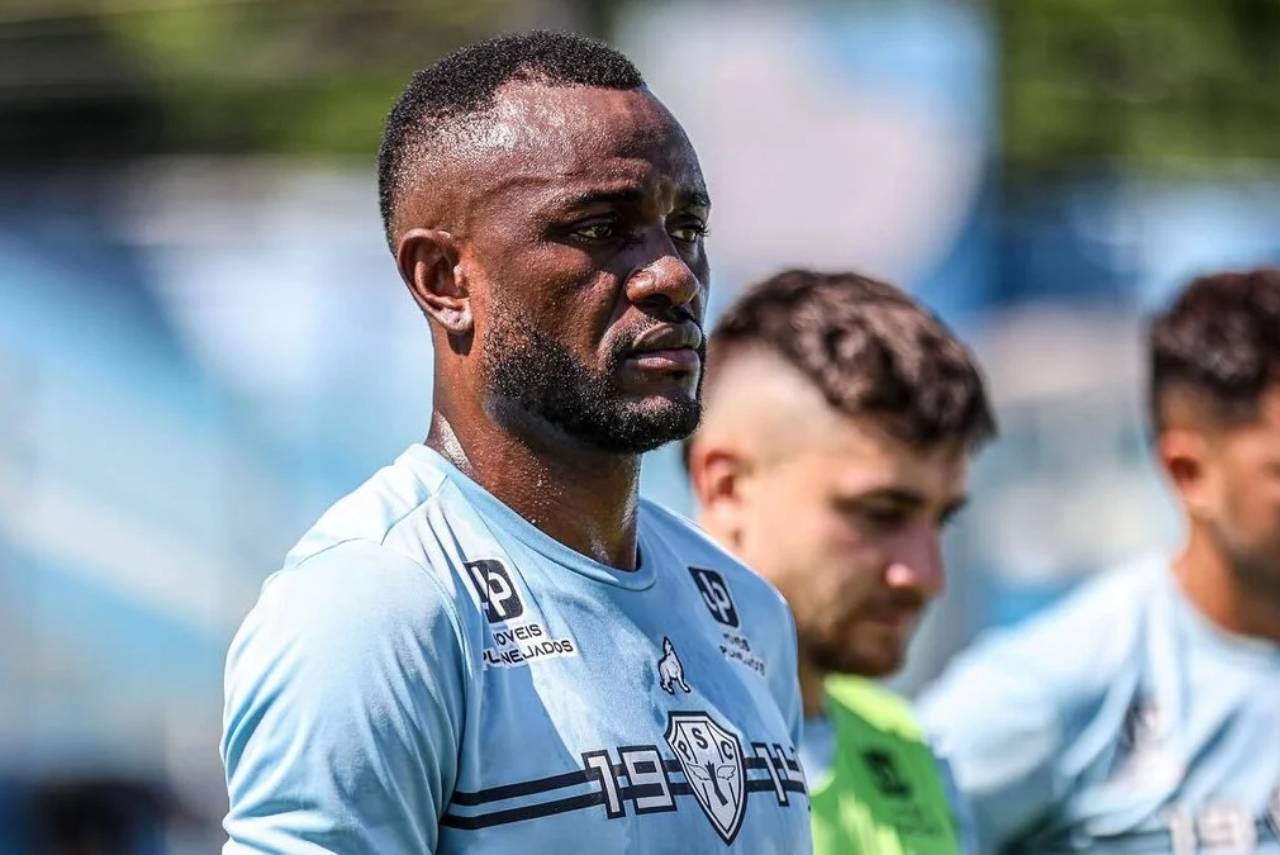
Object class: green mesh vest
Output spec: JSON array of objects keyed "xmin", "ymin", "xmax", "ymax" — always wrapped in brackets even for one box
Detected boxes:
[{"xmin": 809, "ymin": 676, "xmax": 961, "ymax": 855}]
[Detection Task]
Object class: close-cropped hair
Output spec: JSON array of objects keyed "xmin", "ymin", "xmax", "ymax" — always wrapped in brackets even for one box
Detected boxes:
[
  {"xmin": 377, "ymin": 30, "xmax": 644, "ymax": 250},
  {"xmin": 1149, "ymin": 267, "xmax": 1280, "ymax": 432},
  {"xmin": 704, "ymin": 269, "xmax": 997, "ymax": 451}
]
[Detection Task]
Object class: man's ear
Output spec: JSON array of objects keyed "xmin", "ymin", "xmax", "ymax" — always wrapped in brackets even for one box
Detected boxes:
[
  {"xmin": 687, "ymin": 439, "xmax": 750, "ymax": 549},
  {"xmin": 1157, "ymin": 428, "xmax": 1214, "ymax": 518},
  {"xmin": 396, "ymin": 228, "xmax": 472, "ymax": 335}
]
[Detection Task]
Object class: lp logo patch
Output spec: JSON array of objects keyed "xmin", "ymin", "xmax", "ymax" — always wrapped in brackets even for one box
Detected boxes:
[
  {"xmin": 689, "ymin": 567, "xmax": 739, "ymax": 627},
  {"xmin": 665, "ymin": 712, "xmax": 746, "ymax": 844},
  {"xmin": 463, "ymin": 559, "xmax": 524, "ymax": 623}
]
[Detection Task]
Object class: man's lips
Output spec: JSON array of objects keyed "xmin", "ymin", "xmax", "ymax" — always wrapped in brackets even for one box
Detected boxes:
[
  {"xmin": 624, "ymin": 322, "xmax": 703, "ymax": 370},
  {"xmin": 864, "ymin": 607, "xmax": 920, "ymax": 632},
  {"xmin": 859, "ymin": 594, "xmax": 927, "ymax": 632},
  {"xmin": 629, "ymin": 321, "xmax": 704, "ymax": 353},
  {"xmin": 625, "ymin": 349, "xmax": 702, "ymax": 370}
]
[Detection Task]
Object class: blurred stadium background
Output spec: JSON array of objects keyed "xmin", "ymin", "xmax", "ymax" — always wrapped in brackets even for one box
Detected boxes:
[{"xmin": 3, "ymin": 0, "xmax": 1279, "ymax": 850}]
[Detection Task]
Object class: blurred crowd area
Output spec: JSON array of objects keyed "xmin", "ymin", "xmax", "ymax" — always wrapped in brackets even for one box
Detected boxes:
[{"xmin": 3, "ymin": 0, "xmax": 1280, "ymax": 850}]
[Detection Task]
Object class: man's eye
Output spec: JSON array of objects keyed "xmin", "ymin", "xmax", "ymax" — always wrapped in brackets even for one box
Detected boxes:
[
  {"xmin": 860, "ymin": 506, "xmax": 907, "ymax": 529},
  {"xmin": 572, "ymin": 222, "xmax": 616, "ymax": 241},
  {"xmin": 669, "ymin": 223, "xmax": 709, "ymax": 244}
]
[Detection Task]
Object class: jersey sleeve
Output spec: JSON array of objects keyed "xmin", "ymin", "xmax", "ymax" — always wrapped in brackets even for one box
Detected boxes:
[
  {"xmin": 772, "ymin": 603, "xmax": 805, "ymax": 749},
  {"xmin": 221, "ymin": 540, "xmax": 470, "ymax": 854},
  {"xmin": 934, "ymin": 754, "xmax": 979, "ymax": 855},
  {"xmin": 915, "ymin": 638, "xmax": 1066, "ymax": 852}
]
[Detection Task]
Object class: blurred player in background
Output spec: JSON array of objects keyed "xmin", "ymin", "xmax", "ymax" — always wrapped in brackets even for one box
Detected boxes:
[
  {"xmin": 920, "ymin": 268, "xmax": 1280, "ymax": 852},
  {"xmin": 221, "ymin": 31, "xmax": 812, "ymax": 853},
  {"xmin": 686, "ymin": 269, "xmax": 996, "ymax": 853}
]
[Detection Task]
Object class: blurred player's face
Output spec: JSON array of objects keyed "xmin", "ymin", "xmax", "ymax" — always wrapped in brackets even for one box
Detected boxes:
[
  {"xmin": 457, "ymin": 83, "xmax": 710, "ymax": 453},
  {"xmin": 696, "ymin": 371, "xmax": 969, "ymax": 678},
  {"xmin": 1177, "ymin": 385, "xmax": 1280, "ymax": 593},
  {"xmin": 744, "ymin": 424, "xmax": 965, "ymax": 678}
]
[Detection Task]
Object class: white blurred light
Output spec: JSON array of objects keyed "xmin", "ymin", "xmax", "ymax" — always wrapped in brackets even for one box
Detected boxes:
[
  {"xmin": 622, "ymin": 2, "xmax": 987, "ymax": 288},
  {"xmin": 108, "ymin": 158, "xmax": 432, "ymax": 437}
]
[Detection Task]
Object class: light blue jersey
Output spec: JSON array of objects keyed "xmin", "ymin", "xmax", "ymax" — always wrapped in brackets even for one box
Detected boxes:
[
  {"xmin": 221, "ymin": 445, "xmax": 811, "ymax": 854},
  {"xmin": 918, "ymin": 555, "xmax": 1280, "ymax": 853}
]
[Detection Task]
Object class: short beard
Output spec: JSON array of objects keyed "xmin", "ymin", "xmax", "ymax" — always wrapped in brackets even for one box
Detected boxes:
[
  {"xmin": 1221, "ymin": 536, "xmax": 1280, "ymax": 603},
  {"xmin": 481, "ymin": 309, "xmax": 702, "ymax": 454},
  {"xmin": 807, "ymin": 638, "xmax": 903, "ymax": 680}
]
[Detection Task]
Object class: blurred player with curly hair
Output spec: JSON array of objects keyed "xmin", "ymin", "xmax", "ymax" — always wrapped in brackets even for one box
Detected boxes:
[
  {"xmin": 922, "ymin": 268, "xmax": 1280, "ymax": 852},
  {"xmin": 687, "ymin": 269, "xmax": 996, "ymax": 853}
]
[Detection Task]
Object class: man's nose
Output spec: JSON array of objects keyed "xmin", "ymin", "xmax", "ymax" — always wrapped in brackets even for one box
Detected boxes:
[
  {"xmin": 625, "ymin": 247, "xmax": 702, "ymax": 314},
  {"xmin": 884, "ymin": 523, "xmax": 946, "ymax": 599}
]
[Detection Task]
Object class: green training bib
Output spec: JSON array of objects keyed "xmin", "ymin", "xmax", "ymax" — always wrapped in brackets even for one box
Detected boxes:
[{"xmin": 810, "ymin": 676, "xmax": 960, "ymax": 855}]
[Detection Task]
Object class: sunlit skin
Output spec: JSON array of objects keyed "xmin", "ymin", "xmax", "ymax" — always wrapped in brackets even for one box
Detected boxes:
[
  {"xmin": 1160, "ymin": 383, "xmax": 1280, "ymax": 643},
  {"xmin": 690, "ymin": 350, "xmax": 969, "ymax": 716},
  {"xmin": 393, "ymin": 81, "xmax": 711, "ymax": 569}
]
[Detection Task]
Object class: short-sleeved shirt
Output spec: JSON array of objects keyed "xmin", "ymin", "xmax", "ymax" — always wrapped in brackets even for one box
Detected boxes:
[
  {"xmin": 918, "ymin": 555, "xmax": 1280, "ymax": 853},
  {"xmin": 221, "ymin": 444, "xmax": 811, "ymax": 854}
]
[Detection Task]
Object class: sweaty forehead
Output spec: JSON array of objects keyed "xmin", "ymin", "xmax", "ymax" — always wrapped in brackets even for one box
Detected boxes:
[{"xmin": 453, "ymin": 82, "xmax": 705, "ymax": 206}]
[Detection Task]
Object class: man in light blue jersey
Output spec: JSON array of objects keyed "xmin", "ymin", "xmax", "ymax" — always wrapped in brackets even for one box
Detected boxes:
[
  {"xmin": 686, "ymin": 270, "xmax": 996, "ymax": 853},
  {"xmin": 920, "ymin": 268, "xmax": 1280, "ymax": 852},
  {"xmin": 220, "ymin": 31, "xmax": 811, "ymax": 854}
]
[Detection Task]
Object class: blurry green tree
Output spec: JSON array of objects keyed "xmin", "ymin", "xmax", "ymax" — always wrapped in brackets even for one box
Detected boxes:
[
  {"xmin": 0, "ymin": 0, "xmax": 616, "ymax": 160},
  {"xmin": 999, "ymin": 0, "xmax": 1280, "ymax": 176},
  {"xmin": 3, "ymin": 0, "xmax": 1279, "ymax": 170}
]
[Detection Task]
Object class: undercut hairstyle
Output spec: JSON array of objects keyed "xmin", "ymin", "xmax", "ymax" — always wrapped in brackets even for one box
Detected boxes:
[
  {"xmin": 1149, "ymin": 267, "xmax": 1280, "ymax": 432},
  {"xmin": 703, "ymin": 269, "xmax": 996, "ymax": 452},
  {"xmin": 377, "ymin": 30, "xmax": 645, "ymax": 249}
]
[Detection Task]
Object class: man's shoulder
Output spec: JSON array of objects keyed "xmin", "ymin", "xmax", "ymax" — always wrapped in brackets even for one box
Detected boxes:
[
  {"xmin": 247, "ymin": 539, "xmax": 465, "ymax": 651},
  {"xmin": 989, "ymin": 555, "xmax": 1163, "ymax": 669},
  {"xmin": 285, "ymin": 445, "xmax": 449, "ymax": 569},
  {"xmin": 223, "ymin": 538, "xmax": 473, "ymax": 765},
  {"xmin": 641, "ymin": 499, "xmax": 792, "ymax": 622},
  {"xmin": 925, "ymin": 555, "xmax": 1165, "ymax": 717},
  {"xmin": 222, "ymin": 538, "xmax": 470, "ymax": 854}
]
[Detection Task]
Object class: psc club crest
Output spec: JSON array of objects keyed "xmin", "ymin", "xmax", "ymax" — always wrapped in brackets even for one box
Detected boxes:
[{"xmin": 664, "ymin": 712, "xmax": 746, "ymax": 844}]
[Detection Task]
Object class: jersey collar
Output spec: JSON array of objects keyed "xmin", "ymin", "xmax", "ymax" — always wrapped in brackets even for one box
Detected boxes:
[{"xmin": 402, "ymin": 444, "xmax": 658, "ymax": 591}]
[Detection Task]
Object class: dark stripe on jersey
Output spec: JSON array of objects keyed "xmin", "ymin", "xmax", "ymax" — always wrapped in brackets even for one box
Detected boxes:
[
  {"xmin": 668, "ymin": 756, "xmax": 772, "ymax": 772},
  {"xmin": 444, "ymin": 773, "xmax": 807, "ymax": 830},
  {"xmin": 666, "ymin": 777, "xmax": 802, "ymax": 797},
  {"xmin": 442, "ymin": 791, "xmax": 605, "ymax": 829},
  {"xmin": 622, "ymin": 783, "xmax": 667, "ymax": 800},
  {"xmin": 450, "ymin": 770, "xmax": 591, "ymax": 806},
  {"xmin": 746, "ymin": 779, "xmax": 806, "ymax": 794}
]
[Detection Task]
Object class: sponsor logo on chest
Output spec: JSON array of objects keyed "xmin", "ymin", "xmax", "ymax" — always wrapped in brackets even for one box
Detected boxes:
[
  {"xmin": 463, "ymin": 559, "xmax": 578, "ymax": 668},
  {"xmin": 689, "ymin": 566, "xmax": 767, "ymax": 677}
]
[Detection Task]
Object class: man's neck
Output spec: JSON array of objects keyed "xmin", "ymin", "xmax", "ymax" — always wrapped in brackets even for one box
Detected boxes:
[
  {"xmin": 1176, "ymin": 527, "xmax": 1280, "ymax": 645},
  {"xmin": 798, "ymin": 658, "xmax": 827, "ymax": 719},
  {"xmin": 427, "ymin": 409, "xmax": 643, "ymax": 570}
]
